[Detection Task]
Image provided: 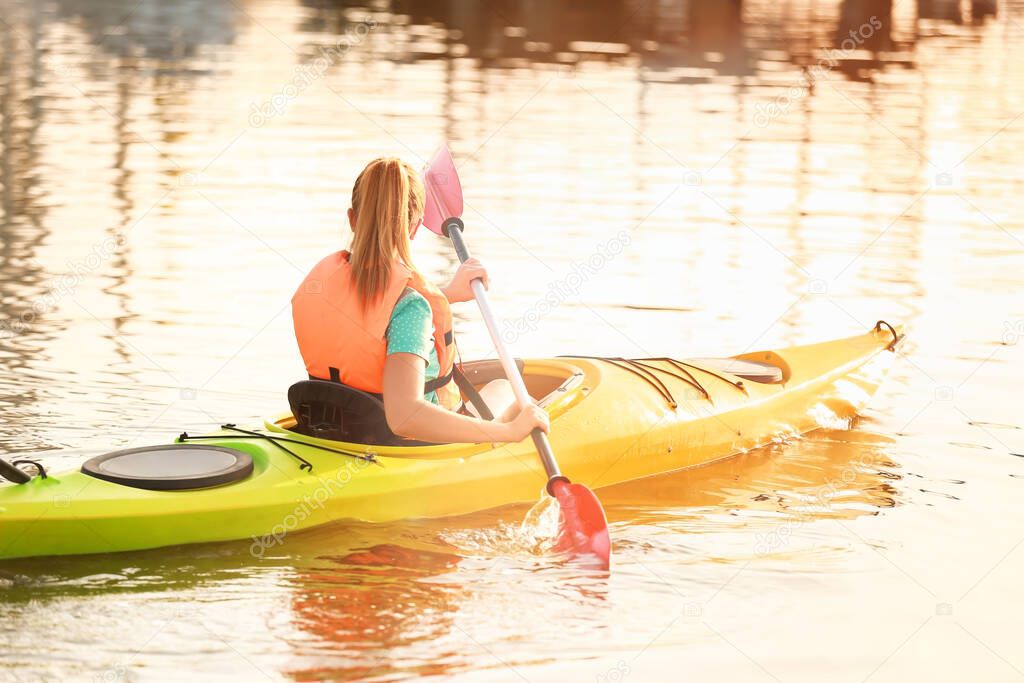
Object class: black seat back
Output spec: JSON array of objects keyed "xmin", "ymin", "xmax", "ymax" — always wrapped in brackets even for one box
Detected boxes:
[{"xmin": 288, "ymin": 380, "xmax": 397, "ymax": 444}]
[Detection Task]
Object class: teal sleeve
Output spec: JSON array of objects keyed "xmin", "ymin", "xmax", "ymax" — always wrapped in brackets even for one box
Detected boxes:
[{"xmin": 386, "ymin": 290, "xmax": 435, "ymax": 362}]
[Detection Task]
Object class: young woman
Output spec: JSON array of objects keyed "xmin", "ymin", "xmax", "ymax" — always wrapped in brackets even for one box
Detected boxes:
[{"xmin": 292, "ymin": 157, "xmax": 549, "ymax": 444}]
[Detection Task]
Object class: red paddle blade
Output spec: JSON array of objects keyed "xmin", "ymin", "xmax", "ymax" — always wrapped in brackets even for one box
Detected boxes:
[
  {"xmin": 421, "ymin": 145, "xmax": 464, "ymax": 235},
  {"xmin": 550, "ymin": 480, "xmax": 611, "ymax": 569}
]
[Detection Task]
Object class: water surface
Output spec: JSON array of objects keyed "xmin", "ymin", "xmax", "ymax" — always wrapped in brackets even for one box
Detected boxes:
[{"xmin": 1, "ymin": 0, "xmax": 1023, "ymax": 680}]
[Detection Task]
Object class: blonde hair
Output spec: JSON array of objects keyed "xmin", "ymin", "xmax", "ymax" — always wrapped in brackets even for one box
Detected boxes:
[{"xmin": 349, "ymin": 157, "xmax": 425, "ymax": 308}]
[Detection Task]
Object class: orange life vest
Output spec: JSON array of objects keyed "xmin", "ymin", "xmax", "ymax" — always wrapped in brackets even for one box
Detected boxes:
[{"xmin": 291, "ymin": 250, "xmax": 461, "ymax": 411}]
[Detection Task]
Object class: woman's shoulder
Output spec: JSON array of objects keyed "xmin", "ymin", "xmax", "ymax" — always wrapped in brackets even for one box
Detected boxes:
[
  {"xmin": 391, "ymin": 287, "xmax": 431, "ymax": 318},
  {"xmin": 386, "ymin": 288, "xmax": 435, "ymax": 358}
]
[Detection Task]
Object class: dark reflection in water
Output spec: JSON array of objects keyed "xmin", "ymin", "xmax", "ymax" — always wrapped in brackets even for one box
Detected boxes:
[{"xmin": 51, "ymin": 0, "xmax": 238, "ymax": 61}]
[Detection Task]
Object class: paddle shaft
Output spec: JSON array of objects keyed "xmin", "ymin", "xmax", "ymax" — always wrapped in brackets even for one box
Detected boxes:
[{"xmin": 443, "ymin": 219, "xmax": 564, "ymax": 485}]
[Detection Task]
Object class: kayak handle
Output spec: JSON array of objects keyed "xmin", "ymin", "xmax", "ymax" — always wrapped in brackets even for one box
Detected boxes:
[
  {"xmin": 874, "ymin": 320, "xmax": 902, "ymax": 350},
  {"xmin": 443, "ymin": 218, "xmax": 566, "ymax": 492}
]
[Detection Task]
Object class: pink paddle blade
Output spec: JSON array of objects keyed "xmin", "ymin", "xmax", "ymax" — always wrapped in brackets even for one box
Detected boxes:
[
  {"xmin": 551, "ymin": 480, "xmax": 611, "ymax": 569},
  {"xmin": 421, "ymin": 145, "xmax": 464, "ymax": 236}
]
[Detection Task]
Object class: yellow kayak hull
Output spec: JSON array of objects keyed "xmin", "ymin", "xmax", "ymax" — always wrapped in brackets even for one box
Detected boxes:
[{"xmin": 0, "ymin": 324, "xmax": 901, "ymax": 560}]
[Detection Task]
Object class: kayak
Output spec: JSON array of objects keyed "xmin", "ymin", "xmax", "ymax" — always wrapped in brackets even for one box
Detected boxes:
[{"xmin": 0, "ymin": 323, "xmax": 902, "ymax": 561}]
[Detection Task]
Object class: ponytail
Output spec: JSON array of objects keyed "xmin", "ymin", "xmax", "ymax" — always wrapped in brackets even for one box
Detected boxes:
[{"xmin": 349, "ymin": 157, "xmax": 425, "ymax": 309}]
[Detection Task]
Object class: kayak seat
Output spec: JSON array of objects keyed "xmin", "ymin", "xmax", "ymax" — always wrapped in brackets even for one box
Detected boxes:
[
  {"xmin": 288, "ymin": 380, "xmax": 413, "ymax": 446},
  {"xmin": 286, "ymin": 359, "xmax": 534, "ymax": 446}
]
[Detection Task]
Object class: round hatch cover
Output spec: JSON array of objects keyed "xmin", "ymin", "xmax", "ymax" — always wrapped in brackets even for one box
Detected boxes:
[{"xmin": 82, "ymin": 445, "xmax": 253, "ymax": 491}]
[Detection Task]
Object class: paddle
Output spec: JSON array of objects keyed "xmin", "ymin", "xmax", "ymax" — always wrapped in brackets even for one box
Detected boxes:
[
  {"xmin": 0, "ymin": 457, "xmax": 31, "ymax": 484},
  {"xmin": 421, "ymin": 145, "xmax": 611, "ymax": 569}
]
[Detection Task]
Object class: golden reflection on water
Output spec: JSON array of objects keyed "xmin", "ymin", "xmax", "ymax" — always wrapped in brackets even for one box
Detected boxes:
[{"xmin": 1, "ymin": 0, "xmax": 1023, "ymax": 680}]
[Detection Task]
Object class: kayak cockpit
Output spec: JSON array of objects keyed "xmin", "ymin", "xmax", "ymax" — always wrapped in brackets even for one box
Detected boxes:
[
  {"xmin": 271, "ymin": 352, "xmax": 788, "ymax": 450},
  {"xmin": 278, "ymin": 358, "xmax": 586, "ymax": 448}
]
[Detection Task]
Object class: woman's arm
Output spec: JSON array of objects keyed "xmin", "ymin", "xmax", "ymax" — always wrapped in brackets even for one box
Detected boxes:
[{"xmin": 382, "ymin": 352, "xmax": 547, "ymax": 443}]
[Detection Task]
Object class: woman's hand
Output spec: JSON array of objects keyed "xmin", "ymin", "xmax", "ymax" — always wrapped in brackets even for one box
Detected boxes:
[
  {"xmin": 443, "ymin": 258, "xmax": 489, "ymax": 304},
  {"xmin": 501, "ymin": 403, "xmax": 550, "ymax": 442}
]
